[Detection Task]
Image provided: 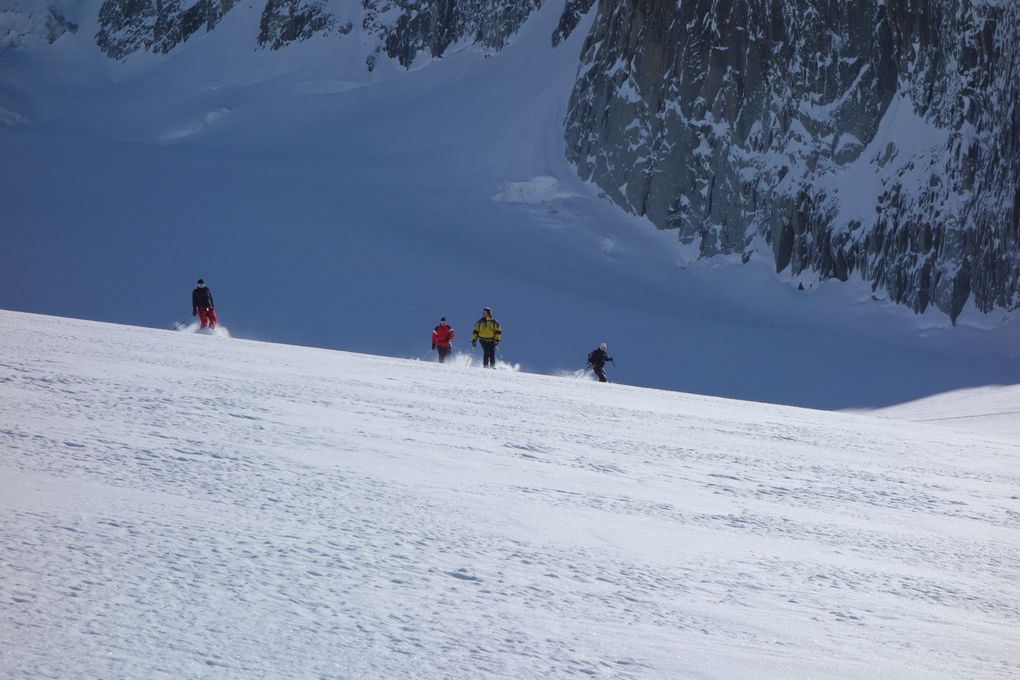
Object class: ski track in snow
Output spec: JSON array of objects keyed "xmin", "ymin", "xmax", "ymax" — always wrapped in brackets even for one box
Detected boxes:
[{"xmin": 1, "ymin": 311, "xmax": 1018, "ymax": 679}]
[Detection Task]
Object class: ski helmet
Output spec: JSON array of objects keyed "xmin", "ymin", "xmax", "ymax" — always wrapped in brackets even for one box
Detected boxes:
[
  {"xmin": 599, "ymin": 342, "xmax": 607, "ymax": 350},
  {"xmin": 483, "ymin": 307, "xmax": 492, "ymax": 314},
  {"xmin": 440, "ymin": 317, "xmax": 447, "ymax": 323},
  {"xmin": 197, "ymin": 278, "xmax": 205, "ymax": 285}
]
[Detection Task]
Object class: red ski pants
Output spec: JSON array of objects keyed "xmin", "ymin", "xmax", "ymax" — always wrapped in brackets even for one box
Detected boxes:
[{"xmin": 198, "ymin": 307, "xmax": 218, "ymax": 329}]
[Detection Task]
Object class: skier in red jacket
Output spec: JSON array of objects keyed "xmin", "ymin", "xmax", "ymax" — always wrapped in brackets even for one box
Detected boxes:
[{"xmin": 431, "ymin": 317, "xmax": 455, "ymax": 363}]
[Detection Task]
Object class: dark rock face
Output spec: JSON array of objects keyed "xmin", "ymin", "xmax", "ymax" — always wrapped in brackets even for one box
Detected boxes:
[
  {"xmin": 259, "ymin": 0, "xmax": 352, "ymax": 50},
  {"xmin": 96, "ymin": 0, "xmax": 544, "ymax": 64},
  {"xmin": 45, "ymin": 8, "xmax": 78, "ymax": 43},
  {"xmin": 551, "ymin": 0, "xmax": 594, "ymax": 47},
  {"xmin": 363, "ymin": 0, "xmax": 542, "ymax": 68},
  {"xmin": 565, "ymin": 0, "xmax": 1020, "ymax": 320},
  {"xmin": 96, "ymin": 0, "xmax": 349, "ymax": 56},
  {"xmin": 97, "ymin": 0, "xmax": 238, "ymax": 58}
]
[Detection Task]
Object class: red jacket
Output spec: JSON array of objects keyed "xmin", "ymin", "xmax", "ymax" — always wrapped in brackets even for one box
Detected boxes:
[{"xmin": 432, "ymin": 324, "xmax": 455, "ymax": 348}]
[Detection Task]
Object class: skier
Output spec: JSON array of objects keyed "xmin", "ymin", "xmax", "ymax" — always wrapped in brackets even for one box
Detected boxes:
[
  {"xmin": 470, "ymin": 307, "xmax": 502, "ymax": 368},
  {"xmin": 192, "ymin": 278, "xmax": 217, "ymax": 330},
  {"xmin": 431, "ymin": 317, "xmax": 455, "ymax": 363},
  {"xmin": 587, "ymin": 342, "xmax": 613, "ymax": 383}
]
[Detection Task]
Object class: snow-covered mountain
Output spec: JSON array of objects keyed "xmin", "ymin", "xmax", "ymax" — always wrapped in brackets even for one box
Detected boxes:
[
  {"xmin": 566, "ymin": 0, "xmax": 1020, "ymax": 322},
  {"xmin": 5, "ymin": 0, "xmax": 1015, "ymax": 321},
  {"xmin": 0, "ymin": 0, "xmax": 1018, "ymax": 409},
  {"xmin": 2, "ymin": 309, "xmax": 1018, "ymax": 678}
]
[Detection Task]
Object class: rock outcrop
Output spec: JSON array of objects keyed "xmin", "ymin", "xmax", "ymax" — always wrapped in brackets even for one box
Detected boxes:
[
  {"xmin": 259, "ymin": 0, "xmax": 351, "ymax": 50},
  {"xmin": 97, "ymin": 0, "xmax": 238, "ymax": 58},
  {"xmin": 551, "ymin": 0, "xmax": 593, "ymax": 47},
  {"xmin": 96, "ymin": 0, "xmax": 546, "ymax": 62},
  {"xmin": 362, "ymin": 0, "xmax": 542, "ymax": 68}
]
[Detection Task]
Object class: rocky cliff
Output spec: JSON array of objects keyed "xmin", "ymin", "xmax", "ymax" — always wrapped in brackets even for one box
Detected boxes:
[
  {"xmin": 93, "ymin": 0, "xmax": 549, "ymax": 62},
  {"xmin": 258, "ymin": 0, "xmax": 351, "ymax": 50},
  {"xmin": 96, "ymin": 0, "xmax": 237, "ymax": 58},
  {"xmin": 363, "ymin": 0, "xmax": 542, "ymax": 67},
  {"xmin": 565, "ymin": 0, "xmax": 1019, "ymax": 320}
]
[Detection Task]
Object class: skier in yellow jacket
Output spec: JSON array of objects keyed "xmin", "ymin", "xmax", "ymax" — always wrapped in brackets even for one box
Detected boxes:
[{"xmin": 470, "ymin": 306, "xmax": 502, "ymax": 368}]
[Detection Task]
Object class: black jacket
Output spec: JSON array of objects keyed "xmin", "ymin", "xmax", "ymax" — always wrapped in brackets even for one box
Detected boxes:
[
  {"xmin": 587, "ymin": 348, "xmax": 612, "ymax": 368},
  {"xmin": 192, "ymin": 286, "xmax": 214, "ymax": 311}
]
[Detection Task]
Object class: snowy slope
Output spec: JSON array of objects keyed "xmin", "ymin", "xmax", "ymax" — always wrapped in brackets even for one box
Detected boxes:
[
  {"xmin": 0, "ymin": 1, "xmax": 1019, "ymax": 411},
  {"xmin": 2, "ymin": 309, "xmax": 1018, "ymax": 679},
  {"xmin": 862, "ymin": 385, "xmax": 1020, "ymax": 439}
]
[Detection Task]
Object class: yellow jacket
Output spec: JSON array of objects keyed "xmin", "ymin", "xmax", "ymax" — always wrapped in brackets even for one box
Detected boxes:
[{"xmin": 471, "ymin": 317, "xmax": 502, "ymax": 342}]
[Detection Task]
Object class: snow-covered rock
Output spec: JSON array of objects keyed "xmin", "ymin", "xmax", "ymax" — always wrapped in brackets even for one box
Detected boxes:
[
  {"xmin": 96, "ymin": 0, "xmax": 238, "ymax": 58},
  {"xmin": 565, "ymin": 0, "xmax": 1020, "ymax": 321},
  {"xmin": 258, "ymin": 0, "xmax": 351, "ymax": 50},
  {"xmin": 363, "ymin": 0, "xmax": 542, "ymax": 68},
  {"xmin": 94, "ymin": 0, "xmax": 547, "ymax": 62},
  {"xmin": 0, "ymin": 1, "xmax": 77, "ymax": 49}
]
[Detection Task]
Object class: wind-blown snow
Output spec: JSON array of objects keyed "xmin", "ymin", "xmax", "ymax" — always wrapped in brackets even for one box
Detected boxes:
[{"xmin": 2, "ymin": 310, "xmax": 1018, "ymax": 679}]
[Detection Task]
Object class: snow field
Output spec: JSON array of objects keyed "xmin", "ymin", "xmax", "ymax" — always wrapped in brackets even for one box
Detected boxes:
[{"xmin": 1, "ymin": 310, "xmax": 1018, "ymax": 679}]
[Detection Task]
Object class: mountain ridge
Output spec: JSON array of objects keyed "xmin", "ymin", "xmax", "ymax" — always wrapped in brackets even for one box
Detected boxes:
[{"xmin": 4, "ymin": 0, "xmax": 1016, "ymax": 320}]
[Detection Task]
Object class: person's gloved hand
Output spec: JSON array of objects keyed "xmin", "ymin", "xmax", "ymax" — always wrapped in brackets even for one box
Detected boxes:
[
  {"xmin": 471, "ymin": 341, "xmax": 476, "ymax": 348},
  {"xmin": 495, "ymin": 340, "xmax": 500, "ymax": 345},
  {"xmin": 431, "ymin": 343, "xmax": 436, "ymax": 350},
  {"xmin": 192, "ymin": 309, "xmax": 197, "ymax": 316}
]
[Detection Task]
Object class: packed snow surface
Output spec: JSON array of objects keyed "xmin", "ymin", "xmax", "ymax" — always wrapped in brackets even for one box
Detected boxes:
[{"xmin": 2, "ymin": 310, "xmax": 1018, "ymax": 679}]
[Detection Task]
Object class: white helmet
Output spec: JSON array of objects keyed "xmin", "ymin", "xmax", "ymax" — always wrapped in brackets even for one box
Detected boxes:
[{"xmin": 599, "ymin": 342, "xmax": 607, "ymax": 350}]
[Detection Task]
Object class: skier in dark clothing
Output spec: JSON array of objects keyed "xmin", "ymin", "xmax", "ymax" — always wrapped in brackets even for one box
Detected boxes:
[
  {"xmin": 192, "ymin": 278, "xmax": 217, "ymax": 330},
  {"xmin": 431, "ymin": 317, "xmax": 455, "ymax": 363},
  {"xmin": 587, "ymin": 342, "xmax": 613, "ymax": 382}
]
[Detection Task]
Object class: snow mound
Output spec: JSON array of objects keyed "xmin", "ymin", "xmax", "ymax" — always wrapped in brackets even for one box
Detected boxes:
[
  {"xmin": 855, "ymin": 384, "xmax": 1020, "ymax": 438},
  {"xmin": 492, "ymin": 176, "xmax": 577, "ymax": 204},
  {"xmin": 161, "ymin": 108, "xmax": 231, "ymax": 141}
]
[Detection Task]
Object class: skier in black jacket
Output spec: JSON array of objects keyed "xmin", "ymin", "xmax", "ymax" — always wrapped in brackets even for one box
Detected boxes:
[
  {"xmin": 587, "ymin": 343, "xmax": 613, "ymax": 382},
  {"xmin": 192, "ymin": 278, "xmax": 217, "ymax": 330}
]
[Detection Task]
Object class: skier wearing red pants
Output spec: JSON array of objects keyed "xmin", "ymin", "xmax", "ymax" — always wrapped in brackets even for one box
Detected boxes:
[{"xmin": 192, "ymin": 278, "xmax": 218, "ymax": 329}]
